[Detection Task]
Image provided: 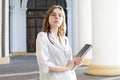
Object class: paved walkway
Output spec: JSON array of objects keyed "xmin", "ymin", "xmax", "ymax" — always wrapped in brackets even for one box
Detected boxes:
[{"xmin": 0, "ymin": 56, "xmax": 120, "ymax": 80}]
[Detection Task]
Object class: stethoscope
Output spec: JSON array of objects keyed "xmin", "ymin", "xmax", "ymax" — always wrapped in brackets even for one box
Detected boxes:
[
  {"xmin": 47, "ymin": 32, "xmax": 54, "ymax": 44},
  {"xmin": 47, "ymin": 31, "xmax": 67, "ymax": 45}
]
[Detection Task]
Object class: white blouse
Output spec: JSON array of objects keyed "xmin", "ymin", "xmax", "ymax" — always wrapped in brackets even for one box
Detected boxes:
[{"xmin": 36, "ymin": 32, "xmax": 77, "ymax": 80}]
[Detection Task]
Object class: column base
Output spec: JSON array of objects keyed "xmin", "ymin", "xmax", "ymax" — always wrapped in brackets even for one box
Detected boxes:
[
  {"xmin": 86, "ymin": 64, "xmax": 120, "ymax": 76},
  {"xmin": 10, "ymin": 52, "xmax": 35, "ymax": 56},
  {"xmin": 0, "ymin": 57, "xmax": 10, "ymax": 64}
]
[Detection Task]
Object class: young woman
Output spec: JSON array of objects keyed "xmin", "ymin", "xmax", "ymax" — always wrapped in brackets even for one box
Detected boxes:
[{"xmin": 36, "ymin": 5, "xmax": 83, "ymax": 80}]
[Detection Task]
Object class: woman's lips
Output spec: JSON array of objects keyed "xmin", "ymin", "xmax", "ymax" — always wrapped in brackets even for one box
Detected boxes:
[{"xmin": 54, "ymin": 20, "xmax": 59, "ymax": 23}]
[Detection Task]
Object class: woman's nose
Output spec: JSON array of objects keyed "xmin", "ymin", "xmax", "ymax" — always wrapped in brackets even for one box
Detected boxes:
[{"xmin": 55, "ymin": 14, "xmax": 59, "ymax": 18}]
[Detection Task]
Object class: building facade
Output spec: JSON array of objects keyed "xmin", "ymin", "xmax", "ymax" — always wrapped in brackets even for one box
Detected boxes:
[{"xmin": 0, "ymin": 0, "xmax": 120, "ymax": 76}]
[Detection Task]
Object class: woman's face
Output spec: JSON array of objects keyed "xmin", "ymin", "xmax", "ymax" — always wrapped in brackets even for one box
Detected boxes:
[{"xmin": 49, "ymin": 8, "xmax": 63, "ymax": 28}]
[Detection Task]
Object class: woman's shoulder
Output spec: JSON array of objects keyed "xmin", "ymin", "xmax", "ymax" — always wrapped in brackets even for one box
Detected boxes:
[
  {"xmin": 37, "ymin": 31, "xmax": 47, "ymax": 37},
  {"xmin": 36, "ymin": 32, "xmax": 48, "ymax": 46},
  {"xmin": 37, "ymin": 31, "xmax": 48, "ymax": 39}
]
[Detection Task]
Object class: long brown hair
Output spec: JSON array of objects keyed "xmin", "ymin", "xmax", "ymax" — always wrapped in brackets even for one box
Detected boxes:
[{"xmin": 42, "ymin": 5, "xmax": 66, "ymax": 37}]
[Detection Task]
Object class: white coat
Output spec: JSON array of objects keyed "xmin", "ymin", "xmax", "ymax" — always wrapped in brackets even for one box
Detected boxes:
[{"xmin": 36, "ymin": 32, "xmax": 77, "ymax": 80}]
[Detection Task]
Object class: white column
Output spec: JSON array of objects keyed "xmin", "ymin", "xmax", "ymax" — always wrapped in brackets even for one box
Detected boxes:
[
  {"xmin": 10, "ymin": 0, "xmax": 27, "ymax": 53},
  {"xmin": 86, "ymin": 0, "xmax": 120, "ymax": 76},
  {"xmin": 5, "ymin": 0, "xmax": 10, "ymax": 57},
  {"xmin": 72, "ymin": 0, "xmax": 79, "ymax": 55},
  {"xmin": 0, "ymin": 0, "xmax": 10, "ymax": 64},
  {"xmin": 78, "ymin": 0, "xmax": 92, "ymax": 65},
  {"xmin": 19, "ymin": 8, "xmax": 27, "ymax": 52},
  {"xmin": 66, "ymin": 0, "xmax": 72, "ymax": 47},
  {"xmin": 10, "ymin": 5, "xmax": 22, "ymax": 52},
  {"xmin": 0, "ymin": 0, "xmax": 2, "ymax": 57}
]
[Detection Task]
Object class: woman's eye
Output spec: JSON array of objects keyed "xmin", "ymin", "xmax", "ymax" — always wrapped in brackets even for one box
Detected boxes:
[
  {"xmin": 51, "ymin": 13, "xmax": 63, "ymax": 17},
  {"xmin": 51, "ymin": 13, "xmax": 56, "ymax": 16},
  {"xmin": 58, "ymin": 14, "xmax": 62, "ymax": 17}
]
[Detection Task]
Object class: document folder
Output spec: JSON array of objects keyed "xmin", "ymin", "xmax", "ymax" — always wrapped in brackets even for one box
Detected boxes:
[
  {"xmin": 71, "ymin": 44, "xmax": 92, "ymax": 70},
  {"xmin": 75, "ymin": 44, "xmax": 92, "ymax": 57}
]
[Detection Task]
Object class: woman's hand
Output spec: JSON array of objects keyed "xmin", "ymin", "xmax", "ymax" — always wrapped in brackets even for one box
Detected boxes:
[
  {"xmin": 66, "ymin": 57, "xmax": 84, "ymax": 71},
  {"xmin": 66, "ymin": 60, "xmax": 75, "ymax": 70},
  {"xmin": 73, "ymin": 57, "xmax": 84, "ymax": 66}
]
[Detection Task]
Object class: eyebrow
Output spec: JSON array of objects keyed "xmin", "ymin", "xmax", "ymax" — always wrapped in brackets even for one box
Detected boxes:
[{"xmin": 51, "ymin": 12, "xmax": 62, "ymax": 14}]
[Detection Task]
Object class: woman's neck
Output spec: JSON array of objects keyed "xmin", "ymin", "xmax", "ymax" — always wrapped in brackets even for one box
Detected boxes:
[
  {"xmin": 50, "ymin": 28, "xmax": 58, "ymax": 38},
  {"xmin": 50, "ymin": 27, "xmax": 62, "ymax": 45}
]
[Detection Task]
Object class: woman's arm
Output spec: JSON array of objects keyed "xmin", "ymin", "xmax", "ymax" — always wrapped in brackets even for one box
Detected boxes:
[
  {"xmin": 49, "ymin": 66, "xmax": 70, "ymax": 72},
  {"xmin": 49, "ymin": 60, "xmax": 75, "ymax": 72}
]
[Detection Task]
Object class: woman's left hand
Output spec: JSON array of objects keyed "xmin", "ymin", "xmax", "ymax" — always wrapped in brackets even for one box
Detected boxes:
[{"xmin": 73, "ymin": 57, "xmax": 84, "ymax": 66}]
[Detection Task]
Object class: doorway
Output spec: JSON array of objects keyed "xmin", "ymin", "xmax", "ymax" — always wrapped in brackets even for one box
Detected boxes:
[{"xmin": 26, "ymin": 0, "xmax": 67, "ymax": 52}]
